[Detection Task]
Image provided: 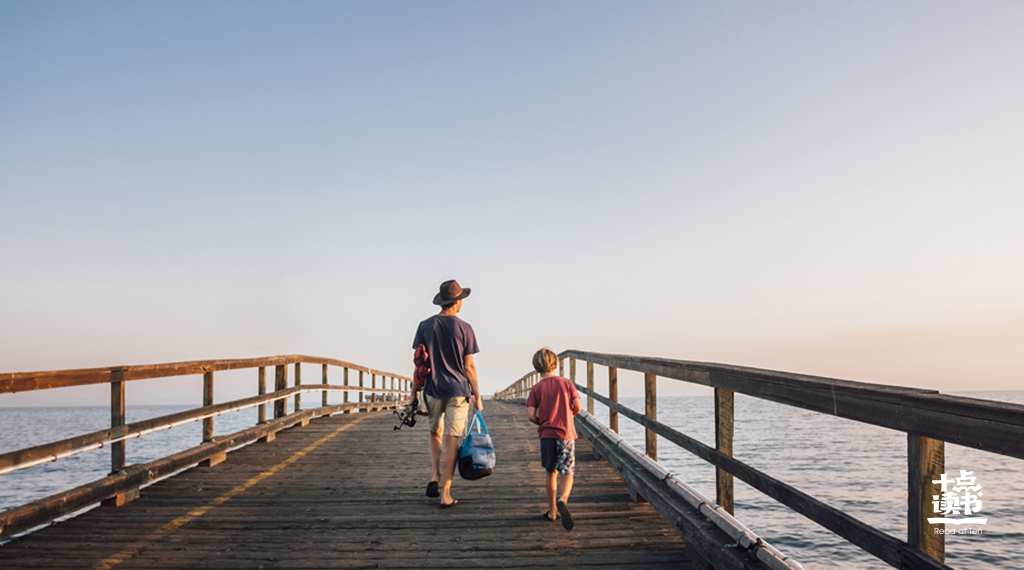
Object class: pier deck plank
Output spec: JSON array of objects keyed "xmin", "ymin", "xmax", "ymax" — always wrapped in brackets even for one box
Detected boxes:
[{"xmin": 0, "ymin": 401, "xmax": 692, "ymax": 569}]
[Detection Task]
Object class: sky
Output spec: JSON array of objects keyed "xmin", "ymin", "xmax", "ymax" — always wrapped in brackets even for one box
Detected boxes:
[{"xmin": 2, "ymin": 1, "xmax": 1023, "ymax": 406}]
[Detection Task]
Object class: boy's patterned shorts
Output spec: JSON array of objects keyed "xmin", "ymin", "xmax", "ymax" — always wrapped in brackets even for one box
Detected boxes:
[{"xmin": 540, "ymin": 438, "xmax": 576, "ymax": 475}]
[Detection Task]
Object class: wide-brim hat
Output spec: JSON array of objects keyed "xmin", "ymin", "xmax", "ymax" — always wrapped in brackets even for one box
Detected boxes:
[{"xmin": 433, "ymin": 279, "xmax": 471, "ymax": 305}]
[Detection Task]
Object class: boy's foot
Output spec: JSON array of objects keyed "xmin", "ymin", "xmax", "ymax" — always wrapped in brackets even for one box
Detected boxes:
[
  {"xmin": 426, "ymin": 481, "xmax": 440, "ymax": 498},
  {"xmin": 556, "ymin": 500, "xmax": 574, "ymax": 530},
  {"xmin": 541, "ymin": 511, "xmax": 558, "ymax": 521},
  {"xmin": 440, "ymin": 499, "xmax": 458, "ymax": 509}
]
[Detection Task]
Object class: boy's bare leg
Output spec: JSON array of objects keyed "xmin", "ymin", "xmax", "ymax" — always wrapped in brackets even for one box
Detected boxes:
[
  {"xmin": 557, "ymin": 473, "xmax": 574, "ymax": 504},
  {"xmin": 546, "ymin": 470, "xmax": 558, "ymax": 519},
  {"xmin": 429, "ymin": 430, "xmax": 443, "ymax": 482},
  {"xmin": 440, "ymin": 433, "xmax": 460, "ymax": 505}
]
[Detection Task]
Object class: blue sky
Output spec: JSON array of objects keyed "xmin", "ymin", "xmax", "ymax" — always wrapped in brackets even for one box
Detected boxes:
[{"xmin": 2, "ymin": 1, "xmax": 1022, "ymax": 405}]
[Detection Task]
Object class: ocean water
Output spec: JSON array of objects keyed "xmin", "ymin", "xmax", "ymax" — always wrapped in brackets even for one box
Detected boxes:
[
  {"xmin": 2, "ymin": 395, "xmax": 1022, "ymax": 569},
  {"xmin": 0, "ymin": 404, "xmax": 271, "ymax": 516},
  {"xmin": 593, "ymin": 392, "xmax": 1024, "ymax": 570}
]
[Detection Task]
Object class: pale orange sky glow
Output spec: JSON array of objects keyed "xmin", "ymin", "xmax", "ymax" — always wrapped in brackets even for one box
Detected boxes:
[{"xmin": 2, "ymin": 2, "xmax": 1022, "ymax": 404}]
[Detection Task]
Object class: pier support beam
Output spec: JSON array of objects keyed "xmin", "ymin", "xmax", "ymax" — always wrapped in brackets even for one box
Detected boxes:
[
  {"xmin": 103, "ymin": 367, "xmax": 139, "ymax": 506},
  {"xmin": 257, "ymin": 367, "xmax": 267, "ymax": 424},
  {"xmin": 274, "ymin": 365, "xmax": 287, "ymax": 419},
  {"xmin": 909, "ymin": 434, "xmax": 945, "ymax": 563},
  {"xmin": 322, "ymin": 364, "xmax": 329, "ymax": 408},
  {"xmin": 202, "ymin": 371, "xmax": 214, "ymax": 443},
  {"xmin": 608, "ymin": 366, "xmax": 618, "ymax": 433},
  {"xmin": 109, "ymin": 368, "xmax": 126, "ymax": 474},
  {"xmin": 644, "ymin": 373, "xmax": 657, "ymax": 461},
  {"xmin": 586, "ymin": 361, "xmax": 595, "ymax": 414},
  {"xmin": 343, "ymin": 368, "xmax": 350, "ymax": 413},
  {"xmin": 715, "ymin": 387, "xmax": 735, "ymax": 515},
  {"xmin": 293, "ymin": 363, "xmax": 302, "ymax": 413}
]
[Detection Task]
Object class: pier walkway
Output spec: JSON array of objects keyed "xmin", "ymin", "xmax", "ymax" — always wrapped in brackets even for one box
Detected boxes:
[{"xmin": 0, "ymin": 401, "xmax": 692, "ymax": 570}]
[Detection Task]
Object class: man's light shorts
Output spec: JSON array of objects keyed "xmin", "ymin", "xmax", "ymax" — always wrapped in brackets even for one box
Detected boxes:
[{"xmin": 425, "ymin": 395, "xmax": 471, "ymax": 437}]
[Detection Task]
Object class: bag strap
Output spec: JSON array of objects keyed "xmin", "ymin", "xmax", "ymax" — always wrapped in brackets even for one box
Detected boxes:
[
  {"xmin": 475, "ymin": 410, "xmax": 488, "ymax": 434},
  {"xmin": 468, "ymin": 410, "xmax": 488, "ymax": 435}
]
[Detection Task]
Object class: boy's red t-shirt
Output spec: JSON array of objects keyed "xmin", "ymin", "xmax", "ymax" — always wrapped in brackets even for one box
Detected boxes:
[{"xmin": 526, "ymin": 375, "xmax": 579, "ymax": 440}]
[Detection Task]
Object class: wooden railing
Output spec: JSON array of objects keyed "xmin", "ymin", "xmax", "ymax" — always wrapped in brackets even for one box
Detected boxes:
[
  {"xmin": 496, "ymin": 350, "xmax": 1024, "ymax": 570},
  {"xmin": 0, "ymin": 355, "xmax": 412, "ymax": 540}
]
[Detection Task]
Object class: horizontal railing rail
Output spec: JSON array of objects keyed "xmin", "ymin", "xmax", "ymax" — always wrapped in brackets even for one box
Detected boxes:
[
  {"xmin": 495, "ymin": 349, "xmax": 1022, "ymax": 569},
  {"xmin": 0, "ymin": 354, "xmax": 403, "ymax": 394},
  {"xmin": 553, "ymin": 350, "xmax": 1024, "ymax": 460},
  {"xmin": 0, "ymin": 400, "xmax": 385, "ymax": 540},
  {"xmin": 0, "ymin": 355, "xmax": 412, "ymax": 541},
  {"xmin": 0, "ymin": 384, "xmax": 405, "ymax": 476}
]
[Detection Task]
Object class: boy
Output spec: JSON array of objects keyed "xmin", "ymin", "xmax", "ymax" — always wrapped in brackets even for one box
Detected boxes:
[{"xmin": 526, "ymin": 348, "xmax": 581, "ymax": 530}]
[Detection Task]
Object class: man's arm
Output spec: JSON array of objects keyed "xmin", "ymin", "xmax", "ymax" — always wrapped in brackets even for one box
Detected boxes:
[
  {"xmin": 571, "ymin": 397, "xmax": 582, "ymax": 414},
  {"xmin": 527, "ymin": 406, "xmax": 540, "ymax": 425},
  {"xmin": 465, "ymin": 353, "xmax": 483, "ymax": 411}
]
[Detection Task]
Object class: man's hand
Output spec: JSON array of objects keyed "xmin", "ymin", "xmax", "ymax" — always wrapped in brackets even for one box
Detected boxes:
[{"xmin": 475, "ymin": 394, "xmax": 484, "ymax": 412}]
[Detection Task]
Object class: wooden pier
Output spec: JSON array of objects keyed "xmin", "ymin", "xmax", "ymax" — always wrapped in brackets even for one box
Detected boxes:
[{"xmin": 0, "ymin": 401, "xmax": 693, "ymax": 569}]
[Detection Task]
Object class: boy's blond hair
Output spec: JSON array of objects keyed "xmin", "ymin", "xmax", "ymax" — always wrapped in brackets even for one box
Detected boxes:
[{"xmin": 532, "ymin": 348, "xmax": 559, "ymax": 374}]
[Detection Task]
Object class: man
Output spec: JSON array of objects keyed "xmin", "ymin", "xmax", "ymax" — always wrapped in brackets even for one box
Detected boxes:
[{"xmin": 412, "ymin": 279, "xmax": 482, "ymax": 508}]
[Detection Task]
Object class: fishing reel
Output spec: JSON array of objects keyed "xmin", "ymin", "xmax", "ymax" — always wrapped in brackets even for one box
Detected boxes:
[{"xmin": 393, "ymin": 396, "xmax": 419, "ymax": 430}]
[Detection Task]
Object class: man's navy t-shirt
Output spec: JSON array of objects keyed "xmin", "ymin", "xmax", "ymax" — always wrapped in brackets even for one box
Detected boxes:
[{"xmin": 412, "ymin": 315, "xmax": 479, "ymax": 399}]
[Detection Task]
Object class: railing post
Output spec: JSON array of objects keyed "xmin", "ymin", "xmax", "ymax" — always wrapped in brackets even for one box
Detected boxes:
[
  {"xmin": 103, "ymin": 367, "xmax": 138, "ymax": 506},
  {"xmin": 909, "ymin": 434, "xmax": 945, "ymax": 563},
  {"xmin": 559, "ymin": 358, "xmax": 564, "ymax": 377},
  {"xmin": 371, "ymin": 373, "xmax": 376, "ymax": 404},
  {"xmin": 274, "ymin": 365, "xmax": 287, "ymax": 418},
  {"xmin": 258, "ymin": 366, "xmax": 266, "ymax": 424},
  {"xmin": 293, "ymin": 363, "xmax": 302, "ymax": 412},
  {"xmin": 608, "ymin": 366, "xmax": 618, "ymax": 433},
  {"xmin": 110, "ymin": 367, "xmax": 126, "ymax": 474},
  {"xmin": 343, "ymin": 367, "xmax": 350, "ymax": 413},
  {"xmin": 201, "ymin": 370, "xmax": 228, "ymax": 466},
  {"xmin": 359, "ymin": 370, "xmax": 364, "ymax": 409},
  {"xmin": 715, "ymin": 387, "xmax": 735, "ymax": 515},
  {"xmin": 586, "ymin": 361, "xmax": 595, "ymax": 414},
  {"xmin": 645, "ymin": 373, "xmax": 657, "ymax": 460},
  {"xmin": 203, "ymin": 371, "xmax": 214, "ymax": 442},
  {"xmin": 322, "ymin": 364, "xmax": 328, "ymax": 407}
]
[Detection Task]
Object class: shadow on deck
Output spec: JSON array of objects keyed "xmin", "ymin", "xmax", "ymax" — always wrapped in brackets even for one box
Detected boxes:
[{"xmin": 0, "ymin": 401, "xmax": 692, "ymax": 569}]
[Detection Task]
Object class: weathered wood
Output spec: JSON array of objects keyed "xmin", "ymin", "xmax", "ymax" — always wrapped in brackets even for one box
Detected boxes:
[
  {"xmin": 359, "ymin": 370, "xmax": 364, "ymax": 405},
  {"xmin": 575, "ymin": 411, "xmax": 774, "ymax": 570},
  {"xmin": 343, "ymin": 367, "xmax": 350, "ymax": 411},
  {"xmin": 274, "ymin": 365, "xmax": 287, "ymax": 419},
  {"xmin": 586, "ymin": 361, "xmax": 595, "ymax": 414},
  {"xmin": 0, "ymin": 355, "xmax": 410, "ymax": 395},
  {"xmin": 0, "ymin": 401, "xmax": 396, "ymax": 542},
  {"xmin": 0, "ymin": 402, "xmax": 695, "ymax": 570},
  {"xmin": 608, "ymin": 366, "xmax": 618, "ymax": 433},
  {"xmin": 908, "ymin": 434, "xmax": 945, "ymax": 563},
  {"xmin": 644, "ymin": 373, "xmax": 657, "ymax": 461},
  {"xmin": 293, "ymin": 363, "xmax": 302, "ymax": 412},
  {"xmin": 257, "ymin": 366, "xmax": 266, "ymax": 424},
  {"xmin": 109, "ymin": 368, "xmax": 125, "ymax": 474},
  {"xmin": 322, "ymin": 364, "xmax": 328, "ymax": 407},
  {"xmin": 561, "ymin": 349, "xmax": 1024, "ymax": 460},
  {"xmin": 570, "ymin": 385, "xmax": 953, "ymax": 570},
  {"xmin": 202, "ymin": 371, "xmax": 214, "ymax": 443},
  {"xmin": 0, "ymin": 383, "xmax": 412, "ymax": 476},
  {"xmin": 714, "ymin": 387, "xmax": 734, "ymax": 515},
  {"xmin": 102, "ymin": 368, "xmax": 131, "ymax": 507}
]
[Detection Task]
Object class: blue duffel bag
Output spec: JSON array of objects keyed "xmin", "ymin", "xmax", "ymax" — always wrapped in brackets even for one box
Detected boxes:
[{"xmin": 457, "ymin": 410, "xmax": 496, "ymax": 480}]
